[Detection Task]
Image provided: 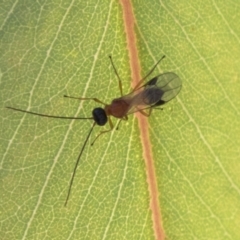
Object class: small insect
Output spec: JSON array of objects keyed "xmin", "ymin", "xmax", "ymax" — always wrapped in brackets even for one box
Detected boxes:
[{"xmin": 6, "ymin": 55, "xmax": 181, "ymax": 206}]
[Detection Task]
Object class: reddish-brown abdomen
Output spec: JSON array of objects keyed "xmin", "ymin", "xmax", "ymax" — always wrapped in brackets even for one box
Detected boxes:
[{"xmin": 105, "ymin": 98, "xmax": 130, "ymax": 118}]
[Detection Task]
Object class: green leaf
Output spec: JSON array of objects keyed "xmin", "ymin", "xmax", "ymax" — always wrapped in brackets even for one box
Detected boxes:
[{"xmin": 1, "ymin": 0, "xmax": 240, "ymax": 239}]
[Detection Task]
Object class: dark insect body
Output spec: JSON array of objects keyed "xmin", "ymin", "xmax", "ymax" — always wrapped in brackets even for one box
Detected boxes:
[{"xmin": 6, "ymin": 55, "xmax": 181, "ymax": 206}]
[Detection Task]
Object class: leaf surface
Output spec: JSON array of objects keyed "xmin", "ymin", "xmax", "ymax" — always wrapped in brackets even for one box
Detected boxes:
[{"xmin": 1, "ymin": 0, "xmax": 240, "ymax": 239}]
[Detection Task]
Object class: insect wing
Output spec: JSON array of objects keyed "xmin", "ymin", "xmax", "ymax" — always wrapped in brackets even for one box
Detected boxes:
[
  {"xmin": 125, "ymin": 72, "xmax": 181, "ymax": 115},
  {"xmin": 144, "ymin": 72, "xmax": 182, "ymax": 106}
]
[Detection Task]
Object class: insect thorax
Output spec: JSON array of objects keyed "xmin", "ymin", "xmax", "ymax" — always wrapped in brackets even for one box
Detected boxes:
[{"xmin": 105, "ymin": 99, "xmax": 129, "ymax": 118}]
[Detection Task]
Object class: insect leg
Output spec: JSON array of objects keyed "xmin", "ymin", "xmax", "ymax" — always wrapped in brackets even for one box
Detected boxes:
[
  {"xmin": 64, "ymin": 95, "xmax": 108, "ymax": 106},
  {"xmin": 91, "ymin": 117, "xmax": 114, "ymax": 145},
  {"xmin": 138, "ymin": 108, "xmax": 152, "ymax": 117},
  {"xmin": 109, "ymin": 55, "xmax": 123, "ymax": 97},
  {"xmin": 133, "ymin": 55, "xmax": 166, "ymax": 91},
  {"xmin": 116, "ymin": 115, "xmax": 128, "ymax": 130}
]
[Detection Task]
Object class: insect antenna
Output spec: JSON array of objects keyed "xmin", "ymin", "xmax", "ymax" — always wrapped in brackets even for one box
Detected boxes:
[
  {"xmin": 6, "ymin": 106, "xmax": 96, "ymax": 206},
  {"xmin": 64, "ymin": 122, "xmax": 96, "ymax": 206},
  {"xmin": 5, "ymin": 106, "xmax": 93, "ymax": 120}
]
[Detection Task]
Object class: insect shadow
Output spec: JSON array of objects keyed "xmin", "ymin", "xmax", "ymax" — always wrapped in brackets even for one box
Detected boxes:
[{"xmin": 6, "ymin": 55, "xmax": 182, "ymax": 206}]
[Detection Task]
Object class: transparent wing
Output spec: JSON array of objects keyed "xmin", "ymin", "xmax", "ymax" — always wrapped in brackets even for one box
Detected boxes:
[
  {"xmin": 144, "ymin": 72, "xmax": 182, "ymax": 105},
  {"xmin": 125, "ymin": 72, "xmax": 181, "ymax": 115}
]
